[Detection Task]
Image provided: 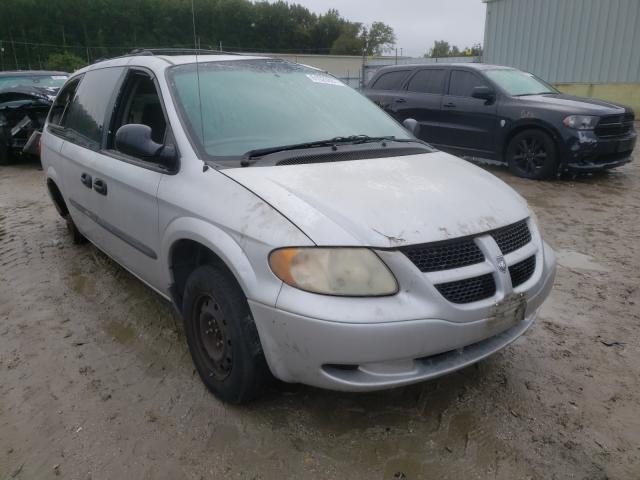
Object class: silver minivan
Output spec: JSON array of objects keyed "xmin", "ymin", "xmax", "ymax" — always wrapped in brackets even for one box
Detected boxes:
[{"xmin": 41, "ymin": 50, "xmax": 556, "ymax": 403}]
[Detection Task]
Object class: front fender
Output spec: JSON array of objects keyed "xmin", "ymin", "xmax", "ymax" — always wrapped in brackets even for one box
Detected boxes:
[{"xmin": 160, "ymin": 217, "xmax": 283, "ymax": 307}]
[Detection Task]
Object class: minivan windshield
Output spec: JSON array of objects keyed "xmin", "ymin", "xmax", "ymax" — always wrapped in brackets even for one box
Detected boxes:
[
  {"xmin": 485, "ymin": 69, "xmax": 558, "ymax": 96},
  {"xmin": 168, "ymin": 59, "xmax": 411, "ymax": 158}
]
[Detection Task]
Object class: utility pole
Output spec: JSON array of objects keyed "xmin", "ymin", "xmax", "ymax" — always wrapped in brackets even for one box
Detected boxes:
[{"xmin": 395, "ymin": 48, "xmax": 398, "ymax": 65}]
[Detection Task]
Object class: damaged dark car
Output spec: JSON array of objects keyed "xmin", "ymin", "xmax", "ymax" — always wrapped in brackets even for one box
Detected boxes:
[{"xmin": 0, "ymin": 70, "xmax": 69, "ymax": 165}]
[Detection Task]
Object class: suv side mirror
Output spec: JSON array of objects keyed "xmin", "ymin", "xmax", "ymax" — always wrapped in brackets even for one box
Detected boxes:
[
  {"xmin": 115, "ymin": 124, "xmax": 177, "ymax": 169},
  {"xmin": 402, "ymin": 118, "xmax": 420, "ymax": 137},
  {"xmin": 471, "ymin": 86, "xmax": 496, "ymax": 102}
]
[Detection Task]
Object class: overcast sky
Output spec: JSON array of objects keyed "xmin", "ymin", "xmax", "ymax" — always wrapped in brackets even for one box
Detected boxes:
[{"xmin": 277, "ymin": 0, "xmax": 487, "ymax": 57}]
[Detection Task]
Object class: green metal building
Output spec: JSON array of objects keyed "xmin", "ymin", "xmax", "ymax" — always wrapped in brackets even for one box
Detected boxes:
[{"xmin": 482, "ymin": 0, "xmax": 640, "ymax": 111}]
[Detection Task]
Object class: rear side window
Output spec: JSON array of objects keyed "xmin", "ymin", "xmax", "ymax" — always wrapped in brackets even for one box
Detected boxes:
[
  {"xmin": 406, "ymin": 69, "xmax": 446, "ymax": 94},
  {"xmin": 48, "ymin": 77, "xmax": 82, "ymax": 126},
  {"xmin": 63, "ymin": 67, "xmax": 124, "ymax": 149},
  {"xmin": 371, "ymin": 70, "xmax": 410, "ymax": 90},
  {"xmin": 448, "ymin": 70, "xmax": 489, "ymax": 97}
]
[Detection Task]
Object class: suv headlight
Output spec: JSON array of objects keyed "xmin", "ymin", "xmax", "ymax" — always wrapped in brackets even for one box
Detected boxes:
[
  {"xmin": 269, "ymin": 247, "xmax": 398, "ymax": 296},
  {"xmin": 562, "ymin": 115, "xmax": 599, "ymax": 130}
]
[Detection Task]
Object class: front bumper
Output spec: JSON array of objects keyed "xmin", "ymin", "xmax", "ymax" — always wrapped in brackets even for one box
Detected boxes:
[
  {"xmin": 250, "ymin": 235, "xmax": 556, "ymax": 392},
  {"xmin": 562, "ymin": 129, "xmax": 636, "ymax": 172}
]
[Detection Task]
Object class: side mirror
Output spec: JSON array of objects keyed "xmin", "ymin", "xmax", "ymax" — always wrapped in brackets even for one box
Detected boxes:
[
  {"xmin": 115, "ymin": 124, "xmax": 177, "ymax": 168},
  {"xmin": 471, "ymin": 86, "xmax": 496, "ymax": 102},
  {"xmin": 402, "ymin": 118, "xmax": 420, "ymax": 137}
]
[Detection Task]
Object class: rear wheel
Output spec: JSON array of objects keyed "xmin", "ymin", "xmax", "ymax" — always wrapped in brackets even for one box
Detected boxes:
[
  {"xmin": 506, "ymin": 129, "xmax": 558, "ymax": 179},
  {"xmin": 182, "ymin": 265, "xmax": 271, "ymax": 404}
]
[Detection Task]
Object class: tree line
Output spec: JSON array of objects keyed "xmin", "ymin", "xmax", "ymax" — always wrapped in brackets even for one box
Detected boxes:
[
  {"xmin": 0, "ymin": 0, "xmax": 396, "ymax": 72},
  {"xmin": 426, "ymin": 40, "xmax": 483, "ymax": 58}
]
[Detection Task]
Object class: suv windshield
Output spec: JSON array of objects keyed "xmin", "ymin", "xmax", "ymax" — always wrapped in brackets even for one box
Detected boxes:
[
  {"xmin": 485, "ymin": 69, "xmax": 558, "ymax": 96},
  {"xmin": 168, "ymin": 59, "xmax": 411, "ymax": 158},
  {"xmin": 0, "ymin": 74, "xmax": 68, "ymax": 90}
]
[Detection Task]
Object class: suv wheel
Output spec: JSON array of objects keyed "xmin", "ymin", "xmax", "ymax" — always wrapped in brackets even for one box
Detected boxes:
[
  {"xmin": 506, "ymin": 129, "xmax": 557, "ymax": 179},
  {"xmin": 182, "ymin": 265, "xmax": 271, "ymax": 404}
]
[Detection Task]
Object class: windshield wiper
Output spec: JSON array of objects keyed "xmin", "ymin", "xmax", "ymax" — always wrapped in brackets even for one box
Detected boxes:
[
  {"xmin": 243, "ymin": 135, "xmax": 398, "ymax": 160},
  {"xmin": 515, "ymin": 92, "xmax": 558, "ymax": 97}
]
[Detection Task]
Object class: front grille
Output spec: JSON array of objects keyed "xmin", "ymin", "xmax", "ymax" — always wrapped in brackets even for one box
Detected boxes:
[
  {"xmin": 435, "ymin": 273, "xmax": 496, "ymax": 304},
  {"xmin": 399, "ymin": 237, "xmax": 484, "ymax": 272},
  {"xmin": 491, "ymin": 220, "xmax": 531, "ymax": 255},
  {"xmin": 595, "ymin": 113, "xmax": 635, "ymax": 138},
  {"xmin": 509, "ymin": 256, "xmax": 536, "ymax": 288}
]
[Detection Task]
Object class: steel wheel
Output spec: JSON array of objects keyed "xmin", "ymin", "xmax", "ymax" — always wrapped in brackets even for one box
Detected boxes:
[{"xmin": 194, "ymin": 294, "xmax": 233, "ymax": 380}]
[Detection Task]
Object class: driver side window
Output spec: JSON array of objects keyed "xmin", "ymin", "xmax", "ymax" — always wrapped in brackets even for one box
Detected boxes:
[{"xmin": 108, "ymin": 70, "xmax": 167, "ymax": 155}]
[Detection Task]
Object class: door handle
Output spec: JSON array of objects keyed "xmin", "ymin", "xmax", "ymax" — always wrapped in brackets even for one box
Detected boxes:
[
  {"xmin": 394, "ymin": 98, "xmax": 407, "ymax": 103},
  {"xmin": 80, "ymin": 173, "xmax": 92, "ymax": 188},
  {"xmin": 93, "ymin": 178, "xmax": 107, "ymax": 195},
  {"xmin": 443, "ymin": 102, "xmax": 457, "ymax": 108}
]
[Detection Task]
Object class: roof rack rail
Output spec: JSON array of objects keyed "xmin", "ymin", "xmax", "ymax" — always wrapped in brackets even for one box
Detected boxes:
[{"xmin": 127, "ymin": 48, "xmax": 243, "ymax": 57}]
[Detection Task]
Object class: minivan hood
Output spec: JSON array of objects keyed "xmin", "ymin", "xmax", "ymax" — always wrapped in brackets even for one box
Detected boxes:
[
  {"xmin": 224, "ymin": 152, "xmax": 530, "ymax": 247},
  {"xmin": 520, "ymin": 93, "xmax": 628, "ymax": 115}
]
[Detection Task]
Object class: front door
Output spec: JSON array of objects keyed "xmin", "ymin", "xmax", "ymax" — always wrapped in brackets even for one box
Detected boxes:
[
  {"xmin": 91, "ymin": 68, "xmax": 170, "ymax": 291},
  {"xmin": 438, "ymin": 69, "xmax": 499, "ymax": 158}
]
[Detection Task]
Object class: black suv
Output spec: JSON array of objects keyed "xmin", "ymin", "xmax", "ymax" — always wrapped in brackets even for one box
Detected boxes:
[{"xmin": 364, "ymin": 63, "xmax": 636, "ymax": 179}]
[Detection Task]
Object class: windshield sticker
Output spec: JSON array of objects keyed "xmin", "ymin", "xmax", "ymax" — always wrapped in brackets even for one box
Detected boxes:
[
  {"xmin": 51, "ymin": 76, "xmax": 68, "ymax": 80},
  {"xmin": 305, "ymin": 73, "xmax": 345, "ymax": 86}
]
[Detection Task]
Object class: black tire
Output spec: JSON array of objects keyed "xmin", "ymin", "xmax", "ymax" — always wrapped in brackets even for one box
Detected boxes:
[
  {"xmin": 65, "ymin": 215, "xmax": 87, "ymax": 244},
  {"xmin": 0, "ymin": 144, "xmax": 10, "ymax": 166},
  {"xmin": 182, "ymin": 264, "xmax": 271, "ymax": 404},
  {"xmin": 506, "ymin": 129, "xmax": 558, "ymax": 179}
]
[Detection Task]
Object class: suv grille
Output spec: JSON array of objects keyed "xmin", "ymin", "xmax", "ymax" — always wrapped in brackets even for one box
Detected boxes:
[
  {"xmin": 435, "ymin": 274, "xmax": 496, "ymax": 304},
  {"xmin": 595, "ymin": 113, "xmax": 635, "ymax": 138},
  {"xmin": 399, "ymin": 237, "xmax": 484, "ymax": 272},
  {"xmin": 490, "ymin": 220, "xmax": 531, "ymax": 255},
  {"xmin": 509, "ymin": 256, "xmax": 536, "ymax": 288}
]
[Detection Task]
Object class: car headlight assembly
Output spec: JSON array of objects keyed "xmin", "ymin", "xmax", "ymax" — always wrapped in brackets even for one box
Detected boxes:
[
  {"xmin": 562, "ymin": 115, "xmax": 599, "ymax": 130},
  {"xmin": 269, "ymin": 247, "xmax": 398, "ymax": 296}
]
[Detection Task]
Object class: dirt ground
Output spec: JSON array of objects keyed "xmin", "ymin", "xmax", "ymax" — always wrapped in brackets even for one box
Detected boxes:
[{"xmin": 1, "ymin": 142, "xmax": 639, "ymax": 480}]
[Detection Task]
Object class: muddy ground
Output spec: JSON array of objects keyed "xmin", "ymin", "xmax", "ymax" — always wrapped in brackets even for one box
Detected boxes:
[{"xmin": 1, "ymin": 142, "xmax": 639, "ymax": 480}]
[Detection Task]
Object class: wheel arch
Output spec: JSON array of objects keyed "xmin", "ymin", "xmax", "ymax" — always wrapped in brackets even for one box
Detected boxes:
[
  {"xmin": 501, "ymin": 120, "xmax": 563, "ymax": 162},
  {"xmin": 162, "ymin": 219, "xmax": 263, "ymax": 312},
  {"xmin": 46, "ymin": 176, "xmax": 69, "ymax": 217}
]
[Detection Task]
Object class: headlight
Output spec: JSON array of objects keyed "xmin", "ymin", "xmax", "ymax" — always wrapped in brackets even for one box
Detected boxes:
[
  {"xmin": 562, "ymin": 115, "xmax": 599, "ymax": 130},
  {"xmin": 269, "ymin": 247, "xmax": 398, "ymax": 296}
]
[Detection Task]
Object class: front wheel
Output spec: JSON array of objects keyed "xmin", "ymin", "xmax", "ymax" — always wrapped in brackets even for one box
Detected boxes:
[
  {"xmin": 506, "ymin": 130, "xmax": 558, "ymax": 180},
  {"xmin": 0, "ymin": 134, "xmax": 10, "ymax": 165},
  {"xmin": 182, "ymin": 265, "xmax": 271, "ymax": 404}
]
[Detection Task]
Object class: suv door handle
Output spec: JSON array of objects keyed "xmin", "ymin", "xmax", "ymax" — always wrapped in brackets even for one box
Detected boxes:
[
  {"xmin": 443, "ymin": 102, "xmax": 456, "ymax": 108},
  {"xmin": 80, "ymin": 173, "xmax": 92, "ymax": 188},
  {"xmin": 394, "ymin": 98, "xmax": 407, "ymax": 103},
  {"xmin": 93, "ymin": 178, "xmax": 107, "ymax": 195}
]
